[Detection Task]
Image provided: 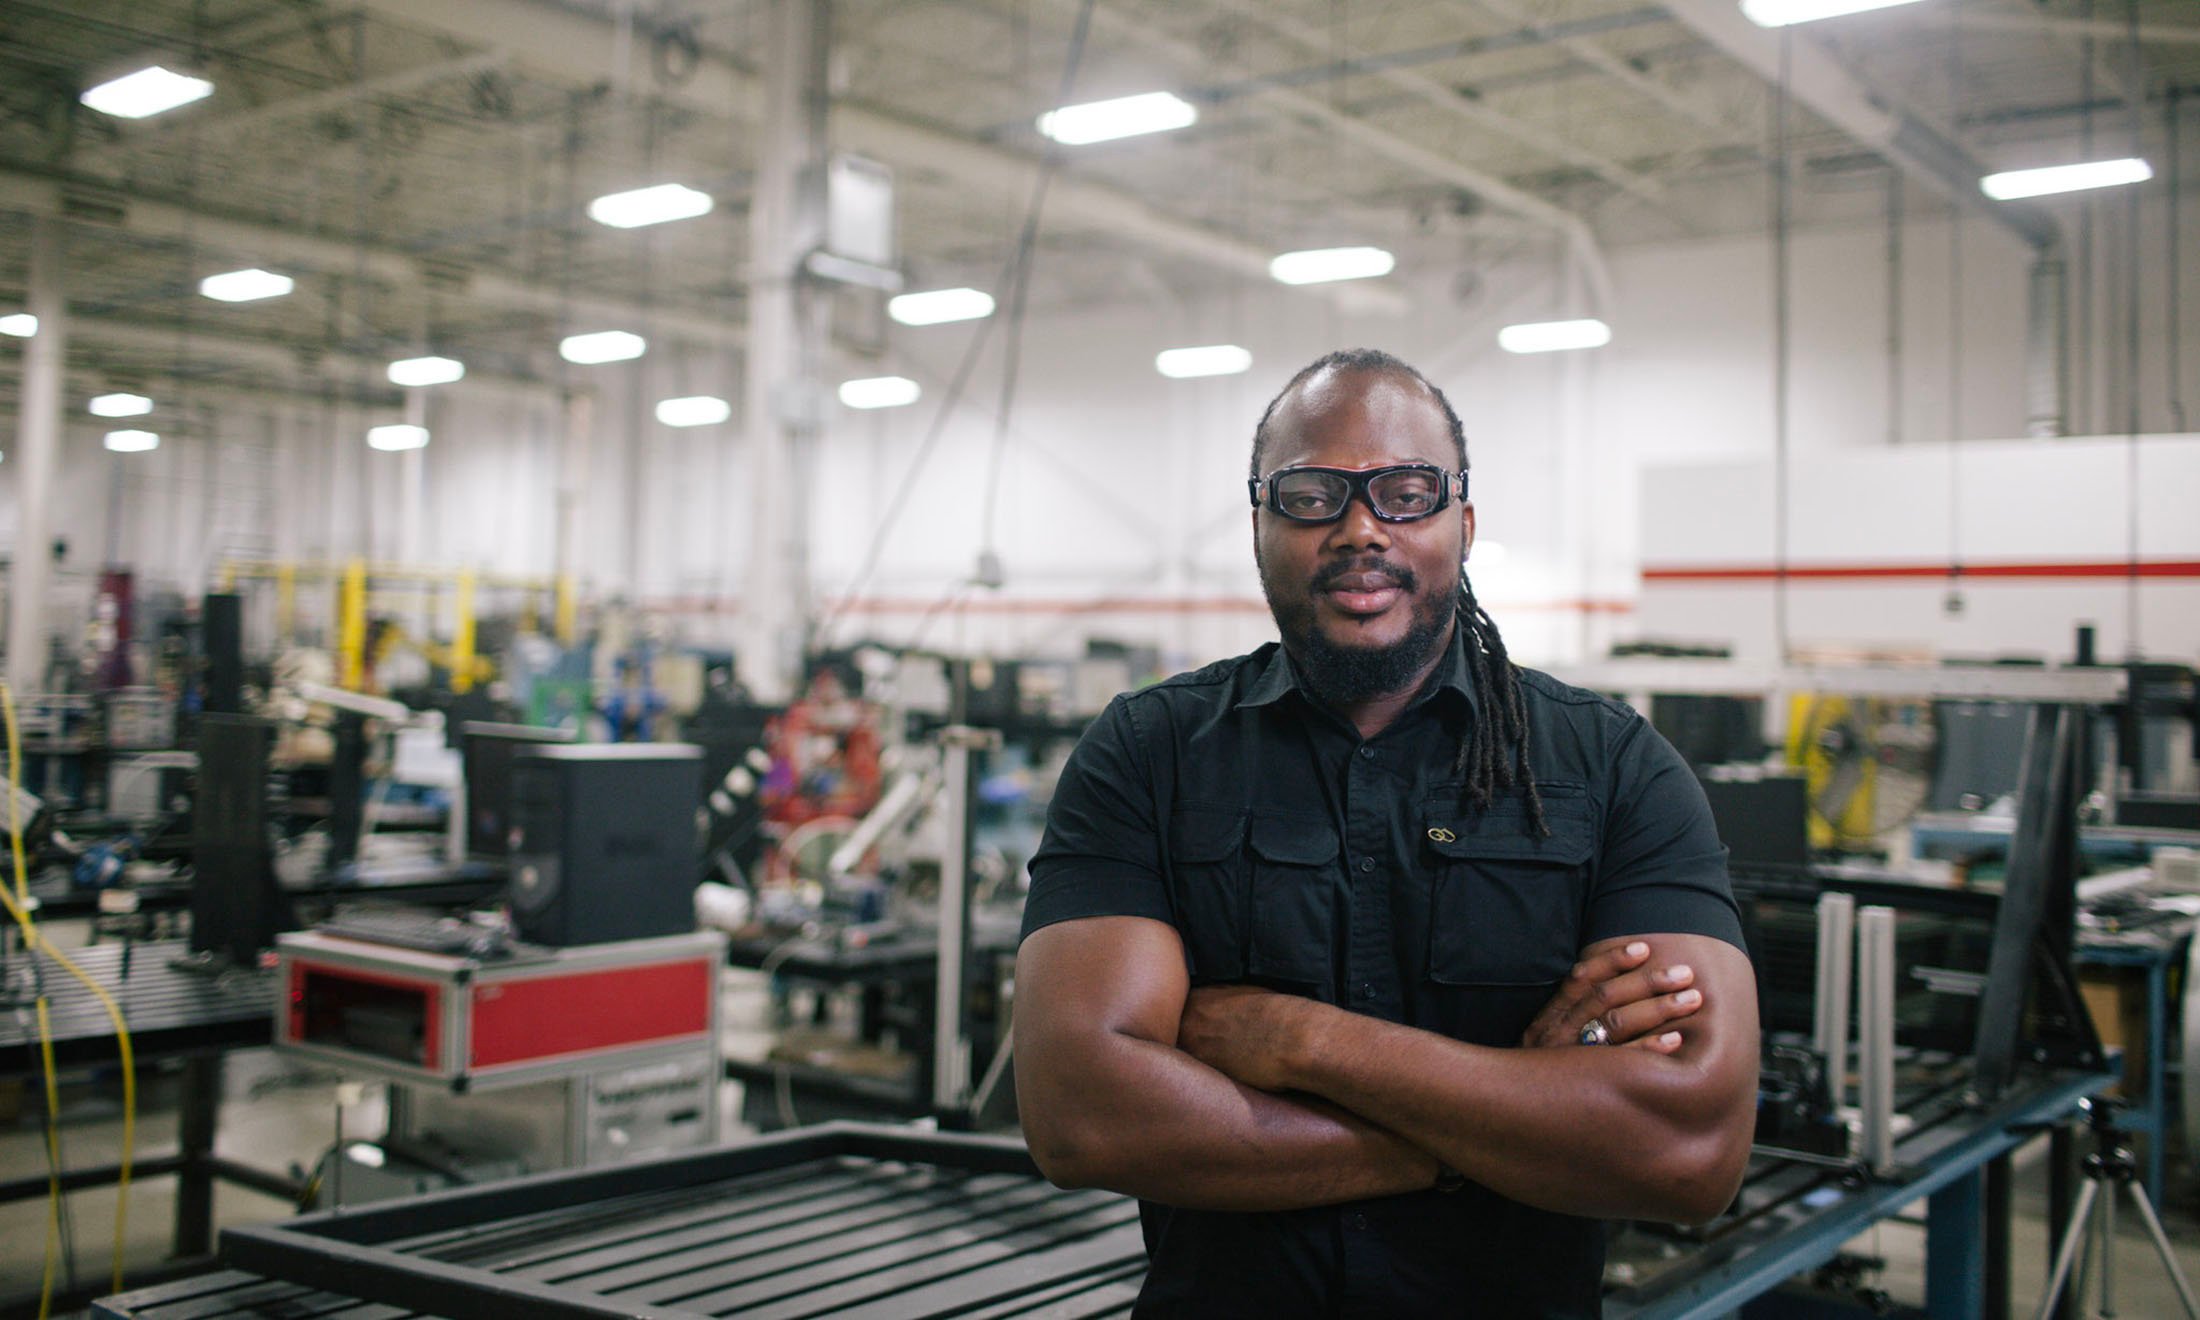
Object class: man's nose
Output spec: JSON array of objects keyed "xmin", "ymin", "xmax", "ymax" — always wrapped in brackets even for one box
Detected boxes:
[{"xmin": 1324, "ymin": 495, "xmax": 1391, "ymax": 550}]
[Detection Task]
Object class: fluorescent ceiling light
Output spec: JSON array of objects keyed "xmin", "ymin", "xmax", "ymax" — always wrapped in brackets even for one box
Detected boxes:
[
  {"xmin": 1980, "ymin": 157, "xmax": 2153, "ymax": 201},
  {"xmin": 656, "ymin": 395, "xmax": 732, "ymax": 427},
  {"xmin": 103, "ymin": 429, "xmax": 159, "ymax": 453},
  {"xmin": 0, "ymin": 314, "xmax": 35, "ymax": 337},
  {"xmin": 838, "ymin": 376, "xmax": 921, "ymax": 410},
  {"xmin": 1037, "ymin": 92, "xmax": 1198, "ymax": 146},
  {"xmin": 388, "ymin": 354, "xmax": 466, "ymax": 387},
  {"xmin": 80, "ymin": 66, "xmax": 213, "ymax": 119},
  {"xmin": 888, "ymin": 287, "xmax": 995, "ymax": 326},
  {"xmin": 1741, "ymin": 0, "xmax": 1925, "ymax": 26},
  {"xmin": 587, "ymin": 183, "xmax": 715, "ymax": 229},
  {"xmin": 1269, "ymin": 246, "xmax": 1395, "ymax": 286},
  {"xmin": 559, "ymin": 330, "xmax": 647, "ymax": 364},
  {"xmin": 89, "ymin": 392, "xmax": 153, "ymax": 417},
  {"xmin": 1155, "ymin": 344, "xmax": 1253, "ymax": 379},
  {"xmin": 367, "ymin": 424, "xmax": 430, "ymax": 451},
  {"xmin": 199, "ymin": 268, "xmax": 293, "ymax": 302},
  {"xmin": 1497, "ymin": 318, "xmax": 1613, "ymax": 354}
]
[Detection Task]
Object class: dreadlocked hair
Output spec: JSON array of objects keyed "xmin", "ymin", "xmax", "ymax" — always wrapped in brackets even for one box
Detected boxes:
[
  {"xmin": 1453, "ymin": 576, "xmax": 1546, "ymax": 838},
  {"xmin": 1252, "ymin": 347, "xmax": 1545, "ymax": 838}
]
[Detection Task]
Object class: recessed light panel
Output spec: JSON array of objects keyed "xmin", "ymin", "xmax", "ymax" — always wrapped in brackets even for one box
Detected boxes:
[
  {"xmin": 587, "ymin": 183, "xmax": 715, "ymax": 229},
  {"xmin": 388, "ymin": 355, "xmax": 466, "ymax": 387},
  {"xmin": 90, "ymin": 393, "xmax": 154, "ymax": 417},
  {"xmin": 1155, "ymin": 345, "xmax": 1253, "ymax": 379},
  {"xmin": 81, "ymin": 66, "xmax": 213, "ymax": 119},
  {"xmin": 1741, "ymin": 0, "xmax": 1925, "ymax": 25},
  {"xmin": 1497, "ymin": 318, "xmax": 1613, "ymax": 354},
  {"xmin": 1980, "ymin": 158, "xmax": 2153, "ymax": 201},
  {"xmin": 888, "ymin": 288, "xmax": 996, "ymax": 326},
  {"xmin": 559, "ymin": 331, "xmax": 647, "ymax": 364},
  {"xmin": 367, "ymin": 424, "xmax": 430, "ymax": 451},
  {"xmin": 199, "ymin": 268, "xmax": 294, "ymax": 302},
  {"xmin": 656, "ymin": 395, "xmax": 733, "ymax": 427},
  {"xmin": 838, "ymin": 376, "xmax": 922, "ymax": 409},
  {"xmin": 1037, "ymin": 92, "xmax": 1197, "ymax": 146},
  {"xmin": 1268, "ymin": 246, "xmax": 1395, "ymax": 286}
]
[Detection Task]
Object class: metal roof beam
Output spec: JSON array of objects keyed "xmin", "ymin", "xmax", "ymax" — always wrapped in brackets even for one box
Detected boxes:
[
  {"xmin": 1201, "ymin": 0, "xmax": 1668, "ymax": 208},
  {"xmin": 351, "ymin": 0, "xmax": 1403, "ymax": 314},
  {"xmin": 0, "ymin": 166, "xmax": 748, "ymax": 350},
  {"xmin": 1662, "ymin": 0, "xmax": 2060, "ymax": 251}
]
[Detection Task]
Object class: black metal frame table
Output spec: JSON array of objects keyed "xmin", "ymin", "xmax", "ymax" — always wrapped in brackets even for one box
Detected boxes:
[
  {"xmin": 0, "ymin": 939, "xmax": 295, "ymax": 1267},
  {"xmin": 1605, "ymin": 1065, "xmax": 2113, "ymax": 1320},
  {"xmin": 99, "ymin": 1122, "xmax": 1146, "ymax": 1320}
]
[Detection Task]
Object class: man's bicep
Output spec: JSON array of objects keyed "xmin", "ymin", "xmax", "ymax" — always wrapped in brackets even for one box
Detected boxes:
[{"xmin": 1017, "ymin": 915, "xmax": 1190, "ymax": 1051}]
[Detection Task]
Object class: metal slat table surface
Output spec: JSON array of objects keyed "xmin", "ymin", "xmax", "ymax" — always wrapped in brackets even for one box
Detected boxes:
[
  {"xmin": 93, "ymin": 1077, "xmax": 2109, "ymax": 1319},
  {"xmin": 0, "ymin": 938, "xmax": 274, "ymax": 1073},
  {"xmin": 98, "ymin": 1125, "xmax": 1146, "ymax": 1319},
  {"xmin": 1, "ymin": 937, "xmax": 286, "ymax": 1281}
]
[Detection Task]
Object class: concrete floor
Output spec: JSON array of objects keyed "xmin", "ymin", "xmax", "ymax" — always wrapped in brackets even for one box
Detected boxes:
[{"xmin": 3, "ymin": 958, "xmax": 2195, "ymax": 1319}]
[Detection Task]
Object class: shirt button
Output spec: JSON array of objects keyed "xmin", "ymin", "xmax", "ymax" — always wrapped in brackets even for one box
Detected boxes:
[
  {"xmin": 1356, "ymin": 981, "xmax": 1375, "ymax": 1001},
  {"xmin": 1358, "ymin": 746, "xmax": 1375, "ymax": 760},
  {"xmin": 1357, "ymin": 857, "xmax": 1375, "ymax": 873},
  {"xmin": 1350, "ymin": 1211, "xmax": 1369, "ymax": 1230}
]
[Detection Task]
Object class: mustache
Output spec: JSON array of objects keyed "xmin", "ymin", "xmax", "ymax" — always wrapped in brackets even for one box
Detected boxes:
[{"xmin": 1311, "ymin": 557, "xmax": 1417, "ymax": 593}]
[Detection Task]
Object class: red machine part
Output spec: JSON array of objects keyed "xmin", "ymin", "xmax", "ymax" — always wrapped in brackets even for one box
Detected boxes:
[{"xmin": 467, "ymin": 957, "xmax": 714, "ymax": 1069}]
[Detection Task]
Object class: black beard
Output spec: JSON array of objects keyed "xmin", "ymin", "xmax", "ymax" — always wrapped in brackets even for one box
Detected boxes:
[
  {"xmin": 1290, "ymin": 599, "xmax": 1454, "ymax": 703},
  {"xmin": 1262, "ymin": 557, "xmax": 1458, "ymax": 704}
]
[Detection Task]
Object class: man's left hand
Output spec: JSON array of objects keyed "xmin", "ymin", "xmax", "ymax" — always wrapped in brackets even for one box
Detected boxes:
[{"xmin": 1179, "ymin": 984, "xmax": 1325, "ymax": 1092}]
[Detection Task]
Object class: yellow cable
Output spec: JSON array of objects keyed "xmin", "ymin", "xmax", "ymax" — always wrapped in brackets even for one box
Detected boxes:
[
  {"xmin": 0, "ymin": 682, "xmax": 138, "ymax": 1297},
  {"xmin": 36, "ymin": 998, "xmax": 61, "ymax": 1320}
]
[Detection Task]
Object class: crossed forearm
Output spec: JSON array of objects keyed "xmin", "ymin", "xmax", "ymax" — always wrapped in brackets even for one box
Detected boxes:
[
  {"xmin": 1272, "ymin": 1007, "xmax": 1747, "ymax": 1222},
  {"xmin": 1019, "ymin": 1026, "xmax": 1440, "ymax": 1211}
]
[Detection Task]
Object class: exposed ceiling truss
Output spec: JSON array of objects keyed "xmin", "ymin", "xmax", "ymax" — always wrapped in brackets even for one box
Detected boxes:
[{"xmin": 0, "ymin": 0, "xmax": 2195, "ymax": 406}]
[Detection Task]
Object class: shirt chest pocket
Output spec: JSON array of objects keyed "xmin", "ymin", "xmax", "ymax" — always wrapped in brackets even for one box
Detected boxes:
[
  {"xmin": 1424, "ymin": 811, "xmax": 1595, "ymax": 988},
  {"xmin": 1168, "ymin": 808, "xmax": 1338, "ymax": 990}
]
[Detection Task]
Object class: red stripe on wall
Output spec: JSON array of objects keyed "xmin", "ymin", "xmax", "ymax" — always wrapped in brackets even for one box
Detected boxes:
[
  {"xmin": 1641, "ymin": 559, "xmax": 2200, "ymax": 584},
  {"xmin": 641, "ymin": 595, "xmax": 1638, "ymax": 616}
]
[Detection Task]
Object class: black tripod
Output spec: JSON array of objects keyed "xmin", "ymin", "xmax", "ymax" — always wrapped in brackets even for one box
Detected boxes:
[{"xmin": 2034, "ymin": 1096, "xmax": 2198, "ymax": 1320}]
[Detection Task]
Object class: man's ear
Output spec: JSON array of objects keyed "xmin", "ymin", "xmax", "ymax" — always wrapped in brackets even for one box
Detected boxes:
[{"xmin": 1461, "ymin": 501, "xmax": 1477, "ymax": 560}]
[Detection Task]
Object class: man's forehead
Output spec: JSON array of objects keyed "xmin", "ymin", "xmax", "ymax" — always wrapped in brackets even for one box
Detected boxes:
[{"xmin": 1263, "ymin": 368, "xmax": 1453, "ymax": 470}]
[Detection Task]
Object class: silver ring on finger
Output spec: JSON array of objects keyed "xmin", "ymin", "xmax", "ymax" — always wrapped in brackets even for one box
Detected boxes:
[{"xmin": 1578, "ymin": 1018, "xmax": 1612, "ymax": 1047}]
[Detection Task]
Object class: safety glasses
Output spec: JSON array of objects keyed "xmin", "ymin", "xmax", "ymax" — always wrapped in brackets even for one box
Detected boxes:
[{"xmin": 1248, "ymin": 463, "xmax": 1467, "ymax": 524}]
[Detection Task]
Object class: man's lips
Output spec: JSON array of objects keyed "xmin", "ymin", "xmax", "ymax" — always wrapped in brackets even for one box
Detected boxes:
[{"xmin": 1313, "ymin": 564, "xmax": 1412, "ymax": 616}]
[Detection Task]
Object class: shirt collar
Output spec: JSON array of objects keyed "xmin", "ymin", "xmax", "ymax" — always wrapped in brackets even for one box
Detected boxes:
[{"xmin": 1237, "ymin": 623, "xmax": 1480, "ymax": 721}]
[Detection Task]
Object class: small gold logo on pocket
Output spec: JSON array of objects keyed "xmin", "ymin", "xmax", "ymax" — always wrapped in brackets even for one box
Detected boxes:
[{"xmin": 1426, "ymin": 827, "xmax": 1457, "ymax": 843}]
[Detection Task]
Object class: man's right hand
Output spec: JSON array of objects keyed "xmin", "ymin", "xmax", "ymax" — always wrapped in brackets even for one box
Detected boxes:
[{"xmin": 1519, "ymin": 940, "xmax": 1704, "ymax": 1053}]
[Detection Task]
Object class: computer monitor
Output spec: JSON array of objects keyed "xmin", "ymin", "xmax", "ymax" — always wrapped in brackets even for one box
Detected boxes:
[
  {"xmin": 1698, "ymin": 773, "xmax": 1811, "ymax": 873},
  {"xmin": 460, "ymin": 722, "xmax": 573, "ymax": 860}
]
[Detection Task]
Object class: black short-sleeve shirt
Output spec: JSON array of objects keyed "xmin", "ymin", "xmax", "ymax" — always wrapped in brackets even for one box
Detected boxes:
[{"xmin": 1022, "ymin": 629, "xmax": 1746, "ymax": 1319}]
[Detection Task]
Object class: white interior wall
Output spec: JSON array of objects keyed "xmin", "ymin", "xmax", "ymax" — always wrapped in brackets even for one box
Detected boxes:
[
  {"xmin": 7, "ymin": 181, "xmax": 2197, "ymax": 675},
  {"xmin": 1639, "ymin": 433, "xmax": 2200, "ymax": 662}
]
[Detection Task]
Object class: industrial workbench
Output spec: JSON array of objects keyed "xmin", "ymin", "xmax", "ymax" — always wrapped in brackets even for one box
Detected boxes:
[{"xmin": 93, "ymin": 1064, "xmax": 2112, "ymax": 1320}]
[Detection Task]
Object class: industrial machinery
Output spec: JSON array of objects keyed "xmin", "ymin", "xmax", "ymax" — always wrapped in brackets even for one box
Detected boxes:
[{"xmin": 274, "ymin": 927, "xmax": 724, "ymax": 1204}]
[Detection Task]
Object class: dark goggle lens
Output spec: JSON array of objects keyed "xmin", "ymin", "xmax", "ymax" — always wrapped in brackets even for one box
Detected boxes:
[{"xmin": 1269, "ymin": 467, "xmax": 1446, "ymax": 522}]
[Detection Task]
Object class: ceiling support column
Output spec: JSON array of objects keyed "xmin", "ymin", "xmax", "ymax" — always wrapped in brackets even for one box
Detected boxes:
[
  {"xmin": 8, "ymin": 218, "xmax": 65, "ymax": 699},
  {"xmin": 740, "ymin": 0, "xmax": 831, "ymax": 701}
]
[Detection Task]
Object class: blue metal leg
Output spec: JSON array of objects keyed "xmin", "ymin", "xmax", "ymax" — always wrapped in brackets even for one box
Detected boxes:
[{"xmin": 1929, "ymin": 1169, "xmax": 1986, "ymax": 1320}]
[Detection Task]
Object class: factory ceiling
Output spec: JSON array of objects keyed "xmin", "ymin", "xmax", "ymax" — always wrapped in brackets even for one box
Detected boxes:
[{"xmin": 0, "ymin": 0, "xmax": 2196, "ymax": 415}]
